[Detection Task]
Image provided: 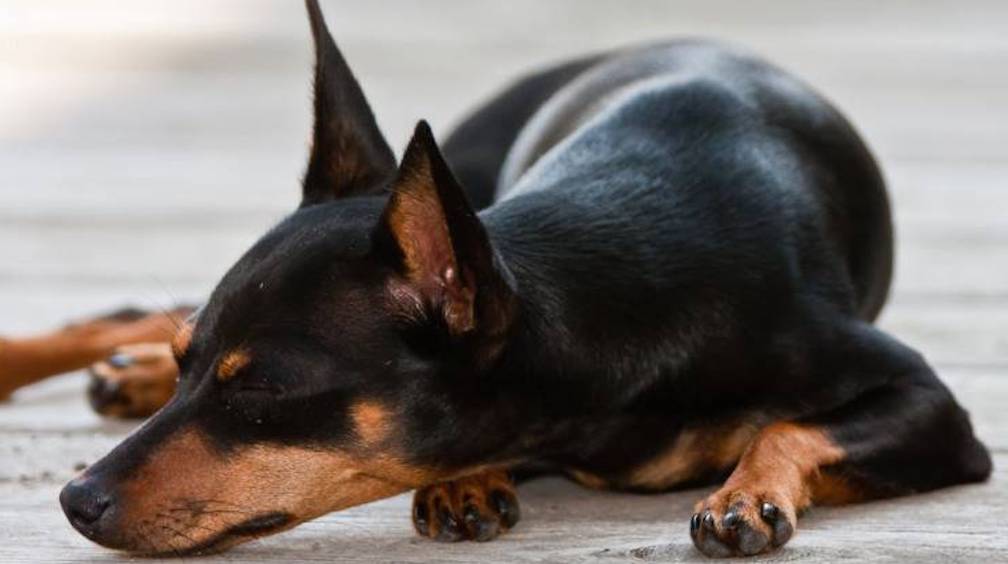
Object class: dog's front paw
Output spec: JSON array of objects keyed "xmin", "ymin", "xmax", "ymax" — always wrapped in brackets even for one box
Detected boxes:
[
  {"xmin": 412, "ymin": 469, "xmax": 519, "ymax": 542},
  {"xmin": 87, "ymin": 343, "xmax": 178, "ymax": 418},
  {"xmin": 690, "ymin": 487, "xmax": 795, "ymax": 557}
]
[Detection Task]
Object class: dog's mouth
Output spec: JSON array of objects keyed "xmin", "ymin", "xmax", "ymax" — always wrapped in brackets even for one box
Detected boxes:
[{"xmin": 162, "ymin": 512, "xmax": 293, "ymax": 557}]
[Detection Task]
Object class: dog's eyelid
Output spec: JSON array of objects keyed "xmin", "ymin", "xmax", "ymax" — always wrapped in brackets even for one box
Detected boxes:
[{"xmin": 237, "ymin": 379, "xmax": 284, "ymax": 396}]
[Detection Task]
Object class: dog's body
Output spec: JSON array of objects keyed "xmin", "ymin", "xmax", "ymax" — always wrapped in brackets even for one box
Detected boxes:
[
  {"xmin": 432, "ymin": 40, "xmax": 992, "ymax": 550},
  {"xmin": 454, "ymin": 38, "xmax": 894, "ymax": 472},
  {"xmin": 4, "ymin": 1, "xmax": 988, "ymax": 558}
]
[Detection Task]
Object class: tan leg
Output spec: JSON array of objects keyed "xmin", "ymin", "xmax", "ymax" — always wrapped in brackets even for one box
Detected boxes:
[
  {"xmin": 0, "ymin": 306, "xmax": 193, "ymax": 401},
  {"xmin": 87, "ymin": 342, "xmax": 180, "ymax": 418},
  {"xmin": 690, "ymin": 422, "xmax": 853, "ymax": 557}
]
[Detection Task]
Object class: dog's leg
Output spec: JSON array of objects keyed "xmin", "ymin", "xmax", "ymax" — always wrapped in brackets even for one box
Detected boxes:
[
  {"xmin": 690, "ymin": 422, "xmax": 844, "ymax": 556},
  {"xmin": 412, "ymin": 469, "xmax": 520, "ymax": 542},
  {"xmin": 0, "ymin": 306, "xmax": 192, "ymax": 402},
  {"xmin": 691, "ymin": 322, "xmax": 991, "ymax": 557}
]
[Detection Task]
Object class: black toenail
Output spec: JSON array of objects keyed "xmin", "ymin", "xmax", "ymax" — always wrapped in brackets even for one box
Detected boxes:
[
  {"xmin": 414, "ymin": 500, "xmax": 428, "ymax": 522},
  {"xmin": 490, "ymin": 490, "xmax": 520, "ymax": 528},
  {"xmin": 690, "ymin": 513, "xmax": 701, "ymax": 537},
  {"xmin": 491, "ymin": 491, "xmax": 509, "ymax": 514},
  {"xmin": 413, "ymin": 502, "xmax": 429, "ymax": 534},
  {"xmin": 463, "ymin": 504, "xmax": 480, "ymax": 525},
  {"xmin": 760, "ymin": 502, "xmax": 779, "ymax": 521},
  {"xmin": 764, "ymin": 503, "xmax": 793, "ymax": 547},
  {"xmin": 108, "ymin": 354, "xmax": 134, "ymax": 368},
  {"xmin": 435, "ymin": 506, "xmax": 462, "ymax": 540},
  {"xmin": 441, "ymin": 509, "xmax": 460, "ymax": 531},
  {"xmin": 702, "ymin": 511, "xmax": 715, "ymax": 530},
  {"xmin": 723, "ymin": 510, "xmax": 740, "ymax": 529},
  {"xmin": 87, "ymin": 376, "xmax": 122, "ymax": 410}
]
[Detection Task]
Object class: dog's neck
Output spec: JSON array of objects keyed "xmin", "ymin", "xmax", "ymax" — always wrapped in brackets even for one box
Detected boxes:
[{"xmin": 471, "ymin": 208, "xmax": 696, "ymax": 465}]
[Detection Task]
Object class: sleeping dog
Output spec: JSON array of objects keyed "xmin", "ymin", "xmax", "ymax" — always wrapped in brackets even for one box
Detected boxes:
[{"xmin": 48, "ymin": 0, "xmax": 996, "ymax": 557}]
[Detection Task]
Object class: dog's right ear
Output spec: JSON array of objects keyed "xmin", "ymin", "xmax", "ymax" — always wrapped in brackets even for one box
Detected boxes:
[
  {"xmin": 301, "ymin": 0, "xmax": 396, "ymax": 206},
  {"xmin": 374, "ymin": 122, "xmax": 516, "ymax": 362}
]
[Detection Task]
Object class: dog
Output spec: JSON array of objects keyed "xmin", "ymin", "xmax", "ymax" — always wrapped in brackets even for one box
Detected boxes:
[{"xmin": 4, "ymin": 0, "xmax": 990, "ymax": 557}]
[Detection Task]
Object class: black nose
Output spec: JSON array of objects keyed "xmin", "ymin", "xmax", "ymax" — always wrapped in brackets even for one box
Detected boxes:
[{"xmin": 60, "ymin": 477, "xmax": 113, "ymax": 534}]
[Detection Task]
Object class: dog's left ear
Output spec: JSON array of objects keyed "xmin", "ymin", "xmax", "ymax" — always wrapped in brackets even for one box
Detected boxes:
[
  {"xmin": 376, "ymin": 121, "xmax": 515, "ymax": 350},
  {"xmin": 301, "ymin": 0, "xmax": 396, "ymax": 206}
]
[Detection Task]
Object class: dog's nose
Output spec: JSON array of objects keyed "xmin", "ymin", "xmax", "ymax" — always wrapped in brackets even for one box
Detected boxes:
[{"xmin": 60, "ymin": 477, "xmax": 113, "ymax": 533}]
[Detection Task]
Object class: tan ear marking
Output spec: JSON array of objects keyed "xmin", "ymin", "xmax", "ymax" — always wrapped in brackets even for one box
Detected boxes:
[
  {"xmin": 216, "ymin": 349, "xmax": 251, "ymax": 381},
  {"xmin": 385, "ymin": 161, "xmax": 456, "ymax": 281},
  {"xmin": 383, "ymin": 149, "xmax": 475, "ymax": 334}
]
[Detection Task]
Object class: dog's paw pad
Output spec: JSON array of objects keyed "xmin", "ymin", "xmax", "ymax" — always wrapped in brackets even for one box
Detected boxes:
[
  {"xmin": 690, "ymin": 489, "xmax": 795, "ymax": 557},
  {"xmin": 413, "ymin": 470, "xmax": 519, "ymax": 542}
]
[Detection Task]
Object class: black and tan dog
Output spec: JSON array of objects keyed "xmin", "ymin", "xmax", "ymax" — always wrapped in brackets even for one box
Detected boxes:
[{"xmin": 4, "ymin": 0, "xmax": 994, "ymax": 557}]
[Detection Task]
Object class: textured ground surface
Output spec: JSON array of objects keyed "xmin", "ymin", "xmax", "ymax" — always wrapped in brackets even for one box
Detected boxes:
[{"xmin": 1, "ymin": 1, "xmax": 1006, "ymax": 561}]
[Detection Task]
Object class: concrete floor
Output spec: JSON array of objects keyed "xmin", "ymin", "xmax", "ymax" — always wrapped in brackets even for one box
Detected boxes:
[{"xmin": 1, "ymin": 1, "xmax": 1006, "ymax": 561}]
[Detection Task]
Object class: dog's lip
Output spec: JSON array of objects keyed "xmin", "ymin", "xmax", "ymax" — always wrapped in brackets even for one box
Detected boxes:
[
  {"xmin": 224, "ymin": 512, "xmax": 292, "ymax": 538},
  {"xmin": 162, "ymin": 512, "xmax": 293, "ymax": 557}
]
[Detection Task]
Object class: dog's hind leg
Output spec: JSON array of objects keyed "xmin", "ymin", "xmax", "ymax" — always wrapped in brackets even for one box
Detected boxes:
[
  {"xmin": 0, "ymin": 305, "xmax": 193, "ymax": 404},
  {"xmin": 690, "ymin": 322, "xmax": 991, "ymax": 557}
]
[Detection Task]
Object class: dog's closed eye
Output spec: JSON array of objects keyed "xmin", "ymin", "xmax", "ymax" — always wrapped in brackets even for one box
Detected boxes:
[
  {"xmin": 234, "ymin": 380, "xmax": 284, "ymax": 397},
  {"xmin": 222, "ymin": 377, "xmax": 285, "ymax": 424}
]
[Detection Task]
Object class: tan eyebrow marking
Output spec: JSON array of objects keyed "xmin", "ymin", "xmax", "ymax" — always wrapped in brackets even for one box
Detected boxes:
[
  {"xmin": 170, "ymin": 324, "xmax": 193, "ymax": 358},
  {"xmin": 350, "ymin": 400, "xmax": 391, "ymax": 446},
  {"xmin": 216, "ymin": 349, "xmax": 251, "ymax": 381}
]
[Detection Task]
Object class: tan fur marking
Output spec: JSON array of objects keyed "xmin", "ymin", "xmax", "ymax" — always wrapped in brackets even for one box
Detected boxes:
[
  {"xmin": 387, "ymin": 162, "xmax": 453, "ymax": 279},
  {"xmin": 629, "ymin": 421, "xmax": 762, "ymax": 490},
  {"xmin": 1, "ymin": 308, "xmax": 190, "ymax": 400},
  {"xmin": 694, "ymin": 422, "xmax": 850, "ymax": 539},
  {"xmin": 689, "ymin": 422, "xmax": 851, "ymax": 554},
  {"xmin": 350, "ymin": 400, "xmax": 391, "ymax": 445},
  {"xmin": 384, "ymin": 151, "xmax": 476, "ymax": 335},
  {"xmin": 102, "ymin": 427, "xmax": 438, "ymax": 555},
  {"xmin": 568, "ymin": 469, "xmax": 609, "ymax": 490},
  {"xmin": 216, "ymin": 349, "xmax": 250, "ymax": 381},
  {"xmin": 809, "ymin": 468, "xmax": 865, "ymax": 506},
  {"xmin": 724, "ymin": 422, "xmax": 846, "ymax": 511}
]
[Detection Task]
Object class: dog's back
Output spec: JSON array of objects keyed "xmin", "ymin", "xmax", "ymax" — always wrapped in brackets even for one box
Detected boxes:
[{"xmin": 454, "ymin": 41, "xmax": 892, "ymax": 325}]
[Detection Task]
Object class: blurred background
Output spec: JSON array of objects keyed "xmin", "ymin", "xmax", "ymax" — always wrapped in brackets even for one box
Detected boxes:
[
  {"xmin": 0, "ymin": 1, "xmax": 1005, "ymax": 560},
  {"xmin": 2, "ymin": 1, "xmax": 1006, "ymax": 337}
]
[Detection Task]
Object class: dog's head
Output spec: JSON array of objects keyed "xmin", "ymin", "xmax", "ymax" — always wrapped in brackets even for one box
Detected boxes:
[{"xmin": 59, "ymin": 0, "xmax": 516, "ymax": 555}]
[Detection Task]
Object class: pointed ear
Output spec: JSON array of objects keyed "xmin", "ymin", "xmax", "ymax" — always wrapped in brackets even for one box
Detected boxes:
[
  {"xmin": 376, "ymin": 121, "xmax": 514, "ymax": 343},
  {"xmin": 301, "ymin": 0, "xmax": 396, "ymax": 206}
]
